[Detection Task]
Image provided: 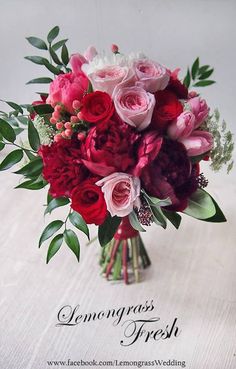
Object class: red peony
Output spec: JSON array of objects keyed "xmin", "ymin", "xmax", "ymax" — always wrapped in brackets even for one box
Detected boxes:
[
  {"xmin": 80, "ymin": 91, "xmax": 114, "ymax": 124},
  {"xmin": 82, "ymin": 113, "xmax": 140, "ymax": 177},
  {"xmin": 151, "ymin": 90, "xmax": 183, "ymax": 132},
  {"xmin": 141, "ymin": 139, "xmax": 198, "ymax": 211},
  {"xmin": 39, "ymin": 138, "xmax": 88, "ymax": 198},
  {"xmin": 71, "ymin": 177, "xmax": 107, "ymax": 225}
]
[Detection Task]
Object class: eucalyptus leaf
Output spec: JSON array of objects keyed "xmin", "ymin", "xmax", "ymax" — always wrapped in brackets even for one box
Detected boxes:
[
  {"xmin": 64, "ymin": 229, "xmax": 80, "ymax": 262},
  {"xmin": 98, "ymin": 214, "xmax": 122, "ymax": 247},
  {"xmin": 0, "ymin": 149, "xmax": 23, "ymax": 171},
  {"xmin": 46, "ymin": 233, "xmax": 63, "ymax": 263},
  {"xmin": 183, "ymin": 189, "xmax": 216, "ymax": 219},
  {"xmin": 39, "ymin": 220, "xmax": 64, "ymax": 247},
  {"xmin": 69, "ymin": 211, "xmax": 90, "ymax": 239},
  {"xmin": 26, "ymin": 36, "xmax": 48, "ymax": 50}
]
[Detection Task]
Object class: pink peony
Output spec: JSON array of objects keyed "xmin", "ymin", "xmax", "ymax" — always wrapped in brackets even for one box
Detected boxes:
[
  {"xmin": 133, "ymin": 59, "xmax": 170, "ymax": 93},
  {"xmin": 96, "ymin": 173, "xmax": 141, "ymax": 217},
  {"xmin": 113, "ymin": 86, "xmax": 155, "ymax": 131},
  {"xmin": 46, "ymin": 72, "xmax": 88, "ymax": 113},
  {"xmin": 179, "ymin": 131, "xmax": 214, "ymax": 156},
  {"xmin": 167, "ymin": 110, "xmax": 195, "ymax": 140},
  {"xmin": 188, "ymin": 96, "xmax": 210, "ymax": 128}
]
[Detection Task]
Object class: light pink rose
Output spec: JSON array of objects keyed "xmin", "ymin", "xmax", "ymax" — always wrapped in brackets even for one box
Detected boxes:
[
  {"xmin": 96, "ymin": 173, "xmax": 141, "ymax": 217},
  {"xmin": 133, "ymin": 59, "xmax": 170, "ymax": 93},
  {"xmin": 70, "ymin": 47, "xmax": 97, "ymax": 75},
  {"xmin": 46, "ymin": 73, "xmax": 88, "ymax": 113},
  {"xmin": 84, "ymin": 46, "xmax": 97, "ymax": 61},
  {"xmin": 168, "ymin": 111, "xmax": 195, "ymax": 140},
  {"xmin": 113, "ymin": 86, "xmax": 155, "ymax": 131},
  {"xmin": 179, "ymin": 131, "xmax": 213, "ymax": 156},
  {"xmin": 84, "ymin": 65, "xmax": 134, "ymax": 96},
  {"xmin": 188, "ymin": 96, "xmax": 210, "ymax": 128}
]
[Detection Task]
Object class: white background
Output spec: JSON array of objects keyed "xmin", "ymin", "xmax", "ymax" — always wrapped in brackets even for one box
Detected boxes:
[{"xmin": 0, "ymin": 1, "xmax": 236, "ymax": 369}]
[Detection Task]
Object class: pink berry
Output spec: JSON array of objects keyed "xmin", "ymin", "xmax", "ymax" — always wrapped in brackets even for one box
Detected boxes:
[
  {"xmin": 72, "ymin": 100, "xmax": 81, "ymax": 110},
  {"xmin": 52, "ymin": 110, "xmax": 60, "ymax": 120},
  {"xmin": 56, "ymin": 122, "xmax": 64, "ymax": 130},
  {"xmin": 70, "ymin": 115, "xmax": 79, "ymax": 124},
  {"xmin": 64, "ymin": 122, "xmax": 72, "ymax": 129},
  {"xmin": 54, "ymin": 133, "xmax": 62, "ymax": 142},
  {"xmin": 54, "ymin": 104, "xmax": 62, "ymax": 112},
  {"xmin": 77, "ymin": 132, "xmax": 86, "ymax": 141},
  {"xmin": 50, "ymin": 117, "xmax": 57, "ymax": 124},
  {"xmin": 111, "ymin": 44, "xmax": 119, "ymax": 53},
  {"xmin": 77, "ymin": 111, "xmax": 84, "ymax": 121},
  {"xmin": 65, "ymin": 128, "xmax": 73, "ymax": 137}
]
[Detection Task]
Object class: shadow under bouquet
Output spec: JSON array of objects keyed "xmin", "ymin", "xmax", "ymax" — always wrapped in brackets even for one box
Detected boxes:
[{"xmin": 0, "ymin": 27, "xmax": 234, "ymax": 284}]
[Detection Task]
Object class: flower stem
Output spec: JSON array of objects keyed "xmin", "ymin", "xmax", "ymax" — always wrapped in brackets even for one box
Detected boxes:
[
  {"xmin": 122, "ymin": 240, "xmax": 128, "ymax": 284},
  {"xmin": 131, "ymin": 237, "xmax": 140, "ymax": 283}
]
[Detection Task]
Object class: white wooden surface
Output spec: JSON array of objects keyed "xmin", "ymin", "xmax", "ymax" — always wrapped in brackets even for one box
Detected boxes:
[{"xmin": 0, "ymin": 1, "xmax": 236, "ymax": 368}]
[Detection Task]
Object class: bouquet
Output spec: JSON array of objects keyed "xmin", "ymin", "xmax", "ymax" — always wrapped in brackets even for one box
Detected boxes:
[{"xmin": 0, "ymin": 26, "xmax": 234, "ymax": 284}]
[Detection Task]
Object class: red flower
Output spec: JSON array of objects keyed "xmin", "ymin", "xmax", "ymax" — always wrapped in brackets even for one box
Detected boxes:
[
  {"xmin": 166, "ymin": 76, "xmax": 188, "ymax": 99},
  {"xmin": 141, "ymin": 139, "xmax": 198, "ymax": 211},
  {"xmin": 80, "ymin": 91, "xmax": 114, "ymax": 124},
  {"xmin": 39, "ymin": 138, "xmax": 88, "ymax": 198},
  {"xmin": 71, "ymin": 178, "xmax": 107, "ymax": 225},
  {"xmin": 82, "ymin": 114, "xmax": 140, "ymax": 177},
  {"xmin": 151, "ymin": 91, "xmax": 183, "ymax": 132}
]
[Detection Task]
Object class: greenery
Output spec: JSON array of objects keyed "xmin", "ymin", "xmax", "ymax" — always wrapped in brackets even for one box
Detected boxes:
[{"xmin": 183, "ymin": 57, "xmax": 215, "ymax": 89}]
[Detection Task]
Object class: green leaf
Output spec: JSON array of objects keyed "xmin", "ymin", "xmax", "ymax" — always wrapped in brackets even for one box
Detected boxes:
[
  {"xmin": 0, "ymin": 149, "xmax": 23, "ymax": 171},
  {"xmin": 113, "ymin": 246, "xmax": 122, "ymax": 280},
  {"xmin": 49, "ymin": 46, "xmax": 63, "ymax": 65},
  {"xmin": 0, "ymin": 118, "xmax": 16, "ymax": 142},
  {"xmin": 183, "ymin": 68, "xmax": 191, "ymax": 88},
  {"xmin": 193, "ymin": 80, "xmax": 215, "ymax": 87},
  {"xmin": 26, "ymin": 77, "xmax": 53, "ymax": 85},
  {"xmin": 203, "ymin": 195, "xmax": 226, "ymax": 223},
  {"xmin": 198, "ymin": 65, "xmax": 210, "ymax": 74},
  {"xmin": 14, "ymin": 128, "xmax": 24, "ymax": 136},
  {"xmin": 4, "ymin": 101, "xmax": 23, "ymax": 114},
  {"xmin": 162, "ymin": 210, "xmax": 182, "ymax": 229},
  {"xmin": 150, "ymin": 206, "xmax": 167, "ymax": 229},
  {"xmin": 183, "ymin": 189, "xmax": 216, "ymax": 220},
  {"xmin": 39, "ymin": 220, "xmax": 64, "ymax": 247},
  {"xmin": 129, "ymin": 211, "xmax": 145, "ymax": 232},
  {"xmin": 26, "ymin": 36, "xmax": 48, "ymax": 50},
  {"xmin": 142, "ymin": 190, "xmax": 171, "ymax": 207},
  {"xmin": 46, "ymin": 233, "xmax": 63, "ymax": 263},
  {"xmin": 47, "ymin": 192, "xmax": 53, "ymax": 205},
  {"xmin": 52, "ymin": 39, "xmax": 68, "ymax": 51},
  {"xmin": 98, "ymin": 214, "xmax": 122, "ymax": 247},
  {"xmin": 190, "ymin": 152, "xmax": 209, "ymax": 163},
  {"xmin": 43, "ymin": 60, "xmax": 62, "ymax": 75},
  {"xmin": 198, "ymin": 68, "xmax": 214, "ymax": 80},
  {"xmin": 61, "ymin": 44, "xmax": 69, "ymax": 65},
  {"xmin": 24, "ymin": 149, "xmax": 37, "ymax": 161},
  {"xmin": 15, "ymin": 178, "xmax": 46, "ymax": 190},
  {"xmin": 25, "ymin": 56, "xmax": 48, "ymax": 65},
  {"xmin": 28, "ymin": 119, "xmax": 40, "ymax": 150},
  {"xmin": 14, "ymin": 157, "xmax": 43, "ymax": 177},
  {"xmin": 44, "ymin": 197, "xmax": 70, "ymax": 215},
  {"xmin": 47, "ymin": 26, "xmax": 60, "ymax": 43},
  {"xmin": 191, "ymin": 57, "xmax": 199, "ymax": 80},
  {"xmin": 64, "ymin": 229, "xmax": 80, "ymax": 262},
  {"xmin": 69, "ymin": 211, "xmax": 90, "ymax": 239},
  {"xmin": 33, "ymin": 104, "xmax": 54, "ymax": 115},
  {"xmin": 87, "ymin": 81, "xmax": 93, "ymax": 94},
  {"xmin": 0, "ymin": 142, "xmax": 5, "ymax": 151}
]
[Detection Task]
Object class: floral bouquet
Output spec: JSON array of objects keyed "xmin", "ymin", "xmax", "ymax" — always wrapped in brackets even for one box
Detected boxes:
[{"xmin": 0, "ymin": 26, "xmax": 234, "ymax": 284}]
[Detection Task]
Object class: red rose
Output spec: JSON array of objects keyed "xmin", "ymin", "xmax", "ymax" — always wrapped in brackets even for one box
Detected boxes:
[
  {"xmin": 82, "ymin": 114, "xmax": 140, "ymax": 176},
  {"xmin": 166, "ymin": 76, "xmax": 188, "ymax": 99},
  {"xmin": 80, "ymin": 91, "xmax": 114, "ymax": 124},
  {"xmin": 141, "ymin": 139, "xmax": 198, "ymax": 211},
  {"xmin": 151, "ymin": 90, "xmax": 183, "ymax": 132},
  {"xmin": 39, "ymin": 138, "xmax": 88, "ymax": 198},
  {"xmin": 71, "ymin": 178, "xmax": 107, "ymax": 225}
]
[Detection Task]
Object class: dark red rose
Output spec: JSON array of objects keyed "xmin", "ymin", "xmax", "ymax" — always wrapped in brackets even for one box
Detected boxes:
[
  {"xmin": 151, "ymin": 91, "xmax": 183, "ymax": 132},
  {"xmin": 82, "ymin": 113, "xmax": 140, "ymax": 176},
  {"xmin": 30, "ymin": 95, "xmax": 47, "ymax": 120},
  {"xmin": 80, "ymin": 91, "xmax": 114, "ymax": 124},
  {"xmin": 71, "ymin": 177, "xmax": 107, "ymax": 225},
  {"xmin": 132, "ymin": 131, "xmax": 163, "ymax": 177},
  {"xmin": 39, "ymin": 138, "xmax": 88, "ymax": 198},
  {"xmin": 141, "ymin": 139, "xmax": 198, "ymax": 211},
  {"xmin": 166, "ymin": 76, "xmax": 188, "ymax": 99}
]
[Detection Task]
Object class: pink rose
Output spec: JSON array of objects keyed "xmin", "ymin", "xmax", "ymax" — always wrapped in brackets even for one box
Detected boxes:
[
  {"xmin": 83, "ymin": 65, "xmax": 134, "ymax": 96},
  {"xmin": 133, "ymin": 59, "xmax": 170, "ymax": 93},
  {"xmin": 113, "ymin": 86, "xmax": 155, "ymax": 131},
  {"xmin": 188, "ymin": 97, "xmax": 210, "ymax": 128},
  {"xmin": 167, "ymin": 111, "xmax": 195, "ymax": 140},
  {"xmin": 84, "ymin": 46, "xmax": 98, "ymax": 61},
  {"xmin": 46, "ymin": 72, "xmax": 88, "ymax": 113},
  {"xmin": 133, "ymin": 131, "xmax": 163, "ymax": 176},
  {"xmin": 179, "ymin": 131, "xmax": 213, "ymax": 156},
  {"xmin": 96, "ymin": 173, "xmax": 141, "ymax": 217},
  {"xmin": 70, "ymin": 47, "xmax": 97, "ymax": 75}
]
